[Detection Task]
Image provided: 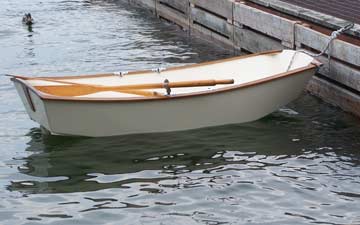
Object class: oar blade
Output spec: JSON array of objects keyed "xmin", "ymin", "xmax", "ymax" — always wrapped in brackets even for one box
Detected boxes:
[
  {"xmin": 34, "ymin": 85, "xmax": 164, "ymax": 97},
  {"xmin": 35, "ymin": 85, "xmax": 98, "ymax": 97}
]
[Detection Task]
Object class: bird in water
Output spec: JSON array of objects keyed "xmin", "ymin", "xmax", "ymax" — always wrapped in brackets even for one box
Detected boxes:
[{"xmin": 22, "ymin": 13, "xmax": 34, "ymax": 26}]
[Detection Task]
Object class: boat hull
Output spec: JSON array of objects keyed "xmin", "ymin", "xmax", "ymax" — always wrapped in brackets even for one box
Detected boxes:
[{"xmin": 14, "ymin": 68, "xmax": 315, "ymax": 137}]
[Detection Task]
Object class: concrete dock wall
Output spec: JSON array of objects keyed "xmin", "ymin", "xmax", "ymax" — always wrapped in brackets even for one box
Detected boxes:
[
  {"xmin": 190, "ymin": 0, "xmax": 234, "ymax": 47},
  {"xmin": 127, "ymin": 0, "xmax": 360, "ymax": 117},
  {"xmin": 129, "ymin": 0, "xmax": 156, "ymax": 11}
]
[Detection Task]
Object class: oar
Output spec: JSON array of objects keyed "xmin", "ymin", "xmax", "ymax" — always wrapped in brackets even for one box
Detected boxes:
[
  {"xmin": 7, "ymin": 74, "xmax": 163, "ymax": 97},
  {"xmin": 107, "ymin": 89, "xmax": 163, "ymax": 97},
  {"xmin": 33, "ymin": 79, "xmax": 234, "ymax": 97},
  {"xmin": 7, "ymin": 75, "xmax": 234, "ymax": 97}
]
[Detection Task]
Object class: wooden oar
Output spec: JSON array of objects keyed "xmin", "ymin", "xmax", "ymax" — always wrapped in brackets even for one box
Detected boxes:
[
  {"xmin": 8, "ymin": 74, "xmax": 234, "ymax": 97},
  {"xmin": 7, "ymin": 74, "xmax": 163, "ymax": 97},
  {"xmin": 33, "ymin": 79, "xmax": 234, "ymax": 97},
  {"xmin": 107, "ymin": 89, "xmax": 163, "ymax": 97}
]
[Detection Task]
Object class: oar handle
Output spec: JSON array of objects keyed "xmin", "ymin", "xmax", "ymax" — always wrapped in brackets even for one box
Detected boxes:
[
  {"xmin": 105, "ymin": 79, "xmax": 234, "ymax": 90},
  {"xmin": 166, "ymin": 79, "xmax": 234, "ymax": 88},
  {"xmin": 215, "ymin": 79, "xmax": 235, "ymax": 85}
]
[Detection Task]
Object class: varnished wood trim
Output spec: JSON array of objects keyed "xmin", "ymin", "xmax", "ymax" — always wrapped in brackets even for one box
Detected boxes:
[
  {"xmin": 12, "ymin": 50, "xmax": 282, "ymax": 80},
  {"xmin": 12, "ymin": 64, "xmax": 317, "ymax": 102},
  {"xmin": 34, "ymin": 79, "xmax": 234, "ymax": 97}
]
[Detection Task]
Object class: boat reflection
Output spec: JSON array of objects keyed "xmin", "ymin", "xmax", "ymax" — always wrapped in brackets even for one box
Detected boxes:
[{"xmin": 8, "ymin": 114, "xmax": 308, "ymax": 194}]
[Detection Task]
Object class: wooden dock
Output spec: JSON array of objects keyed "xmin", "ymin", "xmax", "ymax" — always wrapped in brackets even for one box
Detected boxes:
[
  {"xmin": 128, "ymin": 0, "xmax": 360, "ymax": 117},
  {"xmin": 280, "ymin": 0, "xmax": 360, "ymax": 25}
]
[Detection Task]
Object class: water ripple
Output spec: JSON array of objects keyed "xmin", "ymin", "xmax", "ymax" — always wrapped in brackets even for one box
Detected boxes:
[{"xmin": 0, "ymin": 0, "xmax": 360, "ymax": 224}]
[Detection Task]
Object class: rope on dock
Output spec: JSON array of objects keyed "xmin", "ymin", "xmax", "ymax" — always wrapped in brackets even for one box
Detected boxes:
[{"xmin": 287, "ymin": 23, "xmax": 355, "ymax": 72}]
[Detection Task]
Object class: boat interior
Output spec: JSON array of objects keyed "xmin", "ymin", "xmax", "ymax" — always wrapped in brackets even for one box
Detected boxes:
[{"xmin": 22, "ymin": 50, "xmax": 314, "ymax": 99}]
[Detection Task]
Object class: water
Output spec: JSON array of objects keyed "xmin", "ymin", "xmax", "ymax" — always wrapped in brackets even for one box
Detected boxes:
[{"xmin": 1, "ymin": 0, "xmax": 360, "ymax": 224}]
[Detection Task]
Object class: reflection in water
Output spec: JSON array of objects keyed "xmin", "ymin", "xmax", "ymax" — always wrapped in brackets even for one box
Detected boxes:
[
  {"xmin": 7, "ymin": 102, "xmax": 360, "ymax": 224},
  {"xmin": 1, "ymin": 0, "xmax": 360, "ymax": 224},
  {"xmin": 26, "ymin": 25, "xmax": 33, "ymax": 33},
  {"xmin": 11, "ymin": 96, "xmax": 360, "ymax": 191},
  {"xmin": 11, "ymin": 123, "xmax": 273, "ymax": 194}
]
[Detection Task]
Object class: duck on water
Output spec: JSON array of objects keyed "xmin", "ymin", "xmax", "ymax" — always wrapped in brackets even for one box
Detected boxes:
[{"xmin": 22, "ymin": 13, "xmax": 33, "ymax": 25}]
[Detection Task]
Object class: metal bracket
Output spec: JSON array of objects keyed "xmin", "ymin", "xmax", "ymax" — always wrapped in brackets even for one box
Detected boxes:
[
  {"xmin": 152, "ymin": 67, "xmax": 167, "ymax": 73},
  {"xmin": 163, "ymin": 79, "xmax": 171, "ymax": 95},
  {"xmin": 113, "ymin": 71, "xmax": 129, "ymax": 77}
]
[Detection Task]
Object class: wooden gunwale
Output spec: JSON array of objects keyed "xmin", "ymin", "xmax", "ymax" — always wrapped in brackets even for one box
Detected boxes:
[
  {"xmin": 12, "ymin": 65, "xmax": 317, "ymax": 102},
  {"xmin": 15, "ymin": 50, "xmax": 282, "ymax": 80},
  {"xmin": 11, "ymin": 50, "xmax": 321, "ymax": 102}
]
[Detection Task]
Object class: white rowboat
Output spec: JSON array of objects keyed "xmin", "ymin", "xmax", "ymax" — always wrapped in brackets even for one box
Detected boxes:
[{"xmin": 10, "ymin": 50, "xmax": 321, "ymax": 137}]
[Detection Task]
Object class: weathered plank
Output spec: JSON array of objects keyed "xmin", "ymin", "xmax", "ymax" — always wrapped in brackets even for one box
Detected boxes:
[
  {"xmin": 234, "ymin": 2, "xmax": 297, "ymax": 48},
  {"xmin": 295, "ymin": 25, "xmax": 360, "ymax": 67},
  {"xmin": 191, "ymin": 7, "xmax": 233, "ymax": 39},
  {"xmin": 190, "ymin": 24, "xmax": 234, "ymax": 49},
  {"xmin": 250, "ymin": 0, "xmax": 360, "ymax": 37},
  {"xmin": 312, "ymin": 55, "xmax": 360, "ymax": 92},
  {"xmin": 307, "ymin": 76, "xmax": 360, "ymax": 117},
  {"xmin": 158, "ymin": 0, "xmax": 188, "ymax": 15},
  {"xmin": 157, "ymin": 0, "xmax": 190, "ymax": 29},
  {"xmin": 234, "ymin": 26, "xmax": 285, "ymax": 52},
  {"xmin": 190, "ymin": 0, "xmax": 233, "ymax": 20}
]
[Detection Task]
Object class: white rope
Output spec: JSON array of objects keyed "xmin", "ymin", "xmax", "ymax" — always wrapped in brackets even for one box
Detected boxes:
[{"xmin": 286, "ymin": 23, "xmax": 354, "ymax": 72}]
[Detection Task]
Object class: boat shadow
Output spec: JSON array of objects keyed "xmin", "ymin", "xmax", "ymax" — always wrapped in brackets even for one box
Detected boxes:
[{"xmin": 8, "ymin": 113, "xmax": 310, "ymax": 195}]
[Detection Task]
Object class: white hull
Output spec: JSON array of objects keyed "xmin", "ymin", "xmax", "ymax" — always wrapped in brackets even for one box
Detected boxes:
[{"xmin": 12, "ymin": 50, "xmax": 319, "ymax": 137}]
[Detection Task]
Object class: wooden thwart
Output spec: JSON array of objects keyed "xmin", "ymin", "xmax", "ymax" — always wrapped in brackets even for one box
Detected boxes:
[{"xmin": 33, "ymin": 79, "xmax": 235, "ymax": 97}]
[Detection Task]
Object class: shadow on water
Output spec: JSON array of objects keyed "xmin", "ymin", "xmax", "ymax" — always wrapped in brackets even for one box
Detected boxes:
[
  {"xmin": 9, "ymin": 120, "xmax": 299, "ymax": 194},
  {"xmin": 8, "ymin": 95, "xmax": 360, "ymax": 195}
]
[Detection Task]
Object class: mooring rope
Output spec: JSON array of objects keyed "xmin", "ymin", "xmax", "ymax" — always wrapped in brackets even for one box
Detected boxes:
[{"xmin": 286, "ymin": 23, "xmax": 354, "ymax": 72}]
